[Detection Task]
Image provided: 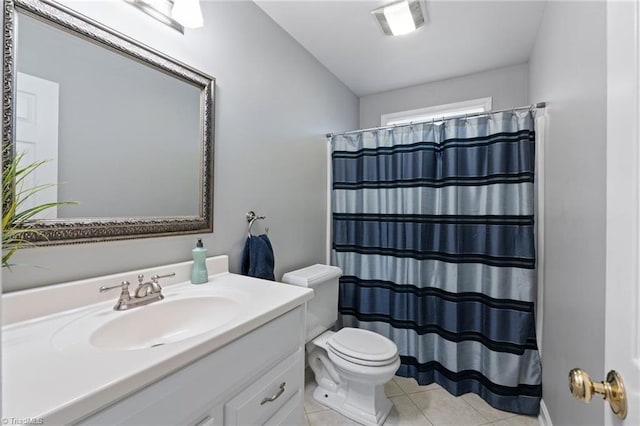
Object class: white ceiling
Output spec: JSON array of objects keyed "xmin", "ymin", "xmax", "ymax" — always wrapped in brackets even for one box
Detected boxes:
[{"xmin": 254, "ymin": 1, "xmax": 547, "ymax": 96}]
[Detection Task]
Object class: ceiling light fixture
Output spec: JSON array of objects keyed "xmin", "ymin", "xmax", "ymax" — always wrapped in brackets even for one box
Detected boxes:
[
  {"xmin": 171, "ymin": 0, "xmax": 204, "ymax": 29},
  {"xmin": 124, "ymin": 0, "xmax": 184, "ymax": 33},
  {"xmin": 372, "ymin": 0, "xmax": 425, "ymax": 36}
]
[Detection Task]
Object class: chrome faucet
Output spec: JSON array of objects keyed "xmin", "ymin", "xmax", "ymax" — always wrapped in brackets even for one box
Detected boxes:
[{"xmin": 99, "ymin": 272, "xmax": 175, "ymax": 311}]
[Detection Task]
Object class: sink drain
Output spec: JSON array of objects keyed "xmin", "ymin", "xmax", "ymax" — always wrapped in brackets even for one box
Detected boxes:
[{"xmin": 150, "ymin": 342, "xmax": 165, "ymax": 348}]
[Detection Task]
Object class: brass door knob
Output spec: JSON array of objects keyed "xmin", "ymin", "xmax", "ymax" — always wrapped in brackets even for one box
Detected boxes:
[{"xmin": 568, "ymin": 368, "xmax": 627, "ymax": 420}]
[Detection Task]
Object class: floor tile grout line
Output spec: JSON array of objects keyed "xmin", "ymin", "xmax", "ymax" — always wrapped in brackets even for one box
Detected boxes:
[
  {"xmin": 395, "ymin": 376, "xmax": 525, "ymax": 424},
  {"xmin": 407, "ymin": 391, "xmax": 441, "ymax": 426},
  {"xmin": 308, "ymin": 375, "xmax": 530, "ymax": 426},
  {"xmin": 458, "ymin": 396, "xmax": 528, "ymax": 424},
  {"xmin": 457, "ymin": 395, "xmax": 493, "ymax": 424},
  {"xmin": 305, "ymin": 404, "xmax": 331, "ymax": 415},
  {"xmin": 403, "ymin": 391, "xmax": 436, "ymax": 426}
]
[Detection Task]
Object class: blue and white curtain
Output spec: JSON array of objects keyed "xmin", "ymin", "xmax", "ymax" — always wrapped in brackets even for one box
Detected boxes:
[{"xmin": 331, "ymin": 111, "xmax": 541, "ymax": 415}]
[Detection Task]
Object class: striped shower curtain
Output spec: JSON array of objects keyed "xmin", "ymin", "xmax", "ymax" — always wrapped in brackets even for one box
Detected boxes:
[{"xmin": 331, "ymin": 111, "xmax": 542, "ymax": 415}]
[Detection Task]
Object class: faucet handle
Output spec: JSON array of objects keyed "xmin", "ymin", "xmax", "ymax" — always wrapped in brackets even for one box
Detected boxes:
[
  {"xmin": 99, "ymin": 281, "xmax": 132, "ymax": 311},
  {"xmin": 150, "ymin": 272, "xmax": 175, "ymax": 283},
  {"xmin": 99, "ymin": 280, "xmax": 130, "ymax": 294},
  {"xmin": 138, "ymin": 274, "xmax": 144, "ymax": 285},
  {"xmin": 149, "ymin": 272, "xmax": 175, "ymax": 292}
]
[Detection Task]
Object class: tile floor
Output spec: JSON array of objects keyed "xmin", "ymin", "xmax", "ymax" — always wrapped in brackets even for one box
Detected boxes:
[{"xmin": 303, "ymin": 369, "xmax": 540, "ymax": 426}]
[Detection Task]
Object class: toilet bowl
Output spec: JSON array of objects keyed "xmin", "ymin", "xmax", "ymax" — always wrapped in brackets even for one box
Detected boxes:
[
  {"xmin": 282, "ymin": 265, "xmax": 400, "ymax": 426},
  {"xmin": 308, "ymin": 328, "xmax": 400, "ymax": 425}
]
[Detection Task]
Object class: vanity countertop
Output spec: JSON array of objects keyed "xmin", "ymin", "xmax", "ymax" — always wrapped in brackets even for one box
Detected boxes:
[{"xmin": 2, "ymin": 256, "xmax": 313, "ymax": 424}]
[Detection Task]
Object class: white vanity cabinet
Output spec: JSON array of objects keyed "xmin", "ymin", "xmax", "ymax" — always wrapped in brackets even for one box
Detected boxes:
[{"xmin": 77, "ymin": 306, "xmax": 306, "ymax": 426}]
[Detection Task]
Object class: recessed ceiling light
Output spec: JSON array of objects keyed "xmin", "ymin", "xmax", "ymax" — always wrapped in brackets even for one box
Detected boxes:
[{"xmin": 372, "ymin": 0, "xmax": 425, "ymax": 36}]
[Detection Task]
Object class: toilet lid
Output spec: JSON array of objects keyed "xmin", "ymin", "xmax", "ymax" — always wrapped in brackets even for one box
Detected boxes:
[{"xmin": 327, "ymin": 328, "xmax": 398, "ymax": 365}]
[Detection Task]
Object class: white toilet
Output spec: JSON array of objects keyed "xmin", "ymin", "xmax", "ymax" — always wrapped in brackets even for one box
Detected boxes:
[{"xmin": 282, "ymin": 264, "xmax": 400, "ymax": 426}]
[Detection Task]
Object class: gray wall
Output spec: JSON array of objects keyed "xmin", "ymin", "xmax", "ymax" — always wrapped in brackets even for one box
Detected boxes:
[
  {"xmin": 359, "ymin": 63, "xmax": 528, "ymax": 128},
  {"xmin": 4, "ymin": 1, "xmax": 358, "ymax": 292},
  {"xmin": 528, "ymin": 2, "xmax": 606, "ymax": 424}
]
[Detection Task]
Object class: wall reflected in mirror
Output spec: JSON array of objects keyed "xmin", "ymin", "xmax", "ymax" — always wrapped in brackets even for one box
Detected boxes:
[{"xmin": 16, "ymin": 12, "xmax": 202, "ymax": 219}]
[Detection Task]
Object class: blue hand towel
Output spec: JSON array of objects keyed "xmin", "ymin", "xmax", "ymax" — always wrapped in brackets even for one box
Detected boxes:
[{"xmin": 241, "ymin": 234, "xmax": 275, "ymax": 281}]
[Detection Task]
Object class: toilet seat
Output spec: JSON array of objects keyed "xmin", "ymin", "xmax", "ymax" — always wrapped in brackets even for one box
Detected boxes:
[{"xmin": 327, "ymin": 328, "xmax": 398, "ymax": 367}]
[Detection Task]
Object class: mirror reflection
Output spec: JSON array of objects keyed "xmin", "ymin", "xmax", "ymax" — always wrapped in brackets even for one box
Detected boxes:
[
  {"xmin": 3, "ymin": 0, "xmax": 214, "ymax": 244},
  {"xmin": 16, "ymin": 12, "xmax": 202, "ymax": 219}
]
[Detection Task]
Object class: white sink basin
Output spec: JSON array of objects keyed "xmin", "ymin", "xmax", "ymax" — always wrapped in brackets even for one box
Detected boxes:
[
  {"xmin": 53, "ymin": 296, "xmax": 242, "ymax": 351},
  {"xmin": 91, "ymin": 297, "xmax": 241, "ymax": 350}
]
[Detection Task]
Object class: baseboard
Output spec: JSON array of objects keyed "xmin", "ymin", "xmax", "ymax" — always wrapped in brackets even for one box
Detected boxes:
[{"xmin": 538, "ymin": 399, "xmax": 552, "ymax": 426}]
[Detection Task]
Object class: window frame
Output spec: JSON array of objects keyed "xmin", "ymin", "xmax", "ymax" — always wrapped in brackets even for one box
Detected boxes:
[{"xmin": 381, "ymin": 97, "xmax": 493, "ymax": 126}]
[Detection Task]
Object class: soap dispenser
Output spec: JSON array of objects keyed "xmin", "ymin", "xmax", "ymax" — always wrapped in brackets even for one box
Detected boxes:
[{"xmin": 191, "ymin": 238, "xmax": 208, "ymax": 284}]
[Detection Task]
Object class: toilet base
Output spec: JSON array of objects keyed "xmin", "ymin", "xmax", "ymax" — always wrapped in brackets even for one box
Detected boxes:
[{"xmin": 311, "ymin": 382, "xmax": 393, "ymax": 426}]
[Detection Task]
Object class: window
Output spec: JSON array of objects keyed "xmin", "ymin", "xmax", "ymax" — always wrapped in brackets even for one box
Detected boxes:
[{"xmin": 381, "ymin": 97, "xmax": 492, "ymax": 126}]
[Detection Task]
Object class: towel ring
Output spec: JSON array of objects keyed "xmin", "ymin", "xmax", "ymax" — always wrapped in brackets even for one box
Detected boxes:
[{"xmin": 246, "ymin": 211, "xmax": 267, "ymax": 237}]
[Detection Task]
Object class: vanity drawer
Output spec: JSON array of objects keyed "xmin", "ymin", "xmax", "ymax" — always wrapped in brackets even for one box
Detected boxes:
[
  {"xmin": 224, "ymin": 347, "xmax": 304, "ymax": 425},
  {"xmin": 264, "ymin": 390, "xmax": 304, "ymax": 426}
]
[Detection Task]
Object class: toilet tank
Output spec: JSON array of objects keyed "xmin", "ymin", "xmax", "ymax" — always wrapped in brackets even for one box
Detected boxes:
[{"xmin": 281, "ymin": 264, "xmax": 343, "ymax": 342}]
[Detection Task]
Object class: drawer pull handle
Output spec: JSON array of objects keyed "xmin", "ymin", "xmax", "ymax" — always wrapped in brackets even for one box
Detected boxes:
[{"xmin": 260, "ymin": 382, "xmax": 286, "ymax": 405}]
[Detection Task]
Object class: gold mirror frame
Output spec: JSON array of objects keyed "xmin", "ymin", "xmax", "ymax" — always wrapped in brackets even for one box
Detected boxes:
[{"xmin": 2, "ymin": 0, "xmax": 215, "ymax": 245}]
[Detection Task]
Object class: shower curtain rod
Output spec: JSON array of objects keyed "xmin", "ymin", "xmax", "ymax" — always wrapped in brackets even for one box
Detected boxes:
[{"xmin": 325, "ymin": 102, "xmax": 546, "ymax": 139}]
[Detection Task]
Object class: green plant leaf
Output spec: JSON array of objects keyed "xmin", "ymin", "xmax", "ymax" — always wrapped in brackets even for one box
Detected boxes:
[{"xmin": 2, "ymin": 148, "xmax": 78, "ymax": 267}]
